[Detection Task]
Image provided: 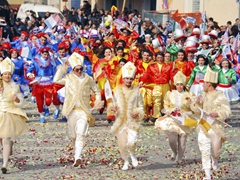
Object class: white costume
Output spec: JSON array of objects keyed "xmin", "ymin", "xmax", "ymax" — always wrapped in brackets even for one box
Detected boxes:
[
  {"xmin": 53, "ymin": 53, "xmax": 102, "ymax": 166},
  {"xmin": 108, "ymin": 62, "xmax": 144, "ymax": 170},
  {"xmin": 190, "ymin": 66, "xmax": 231, "ymax": 180}
]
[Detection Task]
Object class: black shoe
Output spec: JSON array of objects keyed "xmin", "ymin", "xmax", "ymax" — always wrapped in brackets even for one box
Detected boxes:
[
  {"xmin": 149, "ymin": 117, "xmax": 157, "ymax": 123},
  {"xmin": 107, "ymin": 119, "xmax": 112, "ymax": 124},
  {"xmin": 1, "ymin": 167, "xmax": 7, "ymax": 174},
  {"xmin": 143, "ymin": 118, "xmax": 149, "ymax": 123}
]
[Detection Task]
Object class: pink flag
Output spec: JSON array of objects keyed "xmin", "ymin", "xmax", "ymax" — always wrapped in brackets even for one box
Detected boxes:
[
  {"xmin": 231, "ymin": 34, "xmax": 239, "ymax": 53},
  {"xmin": 221, "ymin": 28, "xmax": 229, "ymax": 45}
]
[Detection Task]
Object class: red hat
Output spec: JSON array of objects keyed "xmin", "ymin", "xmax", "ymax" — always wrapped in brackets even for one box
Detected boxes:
[
  {"xmin": 72, "ymin": 47, "xmax": 86, "ymax": 56},
  {"xmin": 21, "ymin": 31, "xmax": 29, "ymax": 38},
  {"xmin": 200, "ymin": 35, "xmax": 212, "ymax": 45},
  {"xmin": 37, "ymin": 32, "xmax": 47, "ymax": 38},
  {"xmin": 58, "ymin": 42, "xmax": 67, "ymax": 50},
  {"xmin": 184, "ymin": 40, "xmax": 197, "ymax": 54},
  {"xmin": 13, "ymin": 36, "xmax": 20, "ymax": 41},
  {"xmin": 190, "ymin": 28, "xmax": 201, "ymax": 37},
  {"xmin": 30, "ymin": 34, "xmax": 37, "ymax": 40},
  {"xmin": 39, "ymin": 47, "xmax": 51, "ymax": 53},
  {"xmin": 63, "ymin": 40, "xmax": 71, "ymax": 49},
  {"xmin": 9, "ymin": 48, "xmax": 19, "ymax": 54},
  {"xmin": 2, "ymin": 42, "xmax": 11, "ymax": 50}
]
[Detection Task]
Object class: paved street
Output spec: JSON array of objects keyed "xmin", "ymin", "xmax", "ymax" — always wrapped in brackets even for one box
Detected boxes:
[{"xmin": 0, "ymin": 99, "xmax": 240, "ymax": 180}]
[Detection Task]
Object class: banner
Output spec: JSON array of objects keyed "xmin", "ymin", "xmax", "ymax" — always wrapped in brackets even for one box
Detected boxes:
[{"xmin": 113, "ymin": 19, "xmax": 127, "ymax": 30}]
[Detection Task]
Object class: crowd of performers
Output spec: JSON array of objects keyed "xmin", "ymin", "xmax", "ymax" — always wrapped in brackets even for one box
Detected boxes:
[{"xmin": 0, "ymin": 20, "xmax": 236, "ymax": 179}]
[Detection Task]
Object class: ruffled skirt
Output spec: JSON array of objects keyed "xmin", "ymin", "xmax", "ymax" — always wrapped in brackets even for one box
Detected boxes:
[
  {"xmin": 216, "ymin": 85, "xmax": 239, "ymax": 104},
  {"xmin": 155, "ymin": 116, "xmax": 193, "ymax": 135},
  {"xmin": 0, "ymin": 112, "xmax": 28, "ymax": 138}
]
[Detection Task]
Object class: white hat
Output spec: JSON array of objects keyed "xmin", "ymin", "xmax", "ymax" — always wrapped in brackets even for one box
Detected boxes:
[
  {"xmin": 185, "ymin": 40, "xmax": 197, "ymax": 53},
  {"xmin": 204, "ymin": 66, "xmax": 218, "ymax": 83},
  {"xmin": 200, "ymin": 35, "xmax": 212, "ymax": 44},
  {"xmin": 174, "ymin": 29, "xmax": 186, "ymax": 42},
  {"xmin": 190, "ymin": 28, "xmax": 201, "ymax": 37},
  {"xmin": 209, "ymin": 30, "xmax": 218, "ymax": 39},
  {"xmin": 68, "ymin": 52, "xmax": 84, "ymax": 69},
  {"xmin": 122, "ymin": 62, "xmax": 136, "ymax": 79},
  {"xmin": 173, "ymin": 71, "xmax": 186, "ymax": 85},
  {"xmin": 0, "ymin": 57, "xmax": 15, "ymax": 74},
  {"xmin": 187, "ymin": 36, "xmax": 198, "ymax": 43}
]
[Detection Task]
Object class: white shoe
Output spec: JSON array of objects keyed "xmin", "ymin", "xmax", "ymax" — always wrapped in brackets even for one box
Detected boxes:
[
  {"xmin": 212, "ymin": 158, "xmax": 218, "ymax": 170},
  {"xmin": 130, "ymin": 154, "xmax": 138, "ymax": 167},
  {"xmin": 202, "ymin": 177, "xmax": 211, "ymax": 180},
  {"xmin": 122, "ymin": 161, "xmax": 129, "ymax": 170}
]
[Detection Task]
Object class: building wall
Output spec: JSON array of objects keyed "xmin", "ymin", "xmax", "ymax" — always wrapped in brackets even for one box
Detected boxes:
[{"xmin": 157, "ymin": 0, "xmax": 239, "ymax": 25}]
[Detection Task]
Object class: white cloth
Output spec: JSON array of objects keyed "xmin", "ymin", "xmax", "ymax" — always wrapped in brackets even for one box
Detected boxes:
[{"xmin": 198, "ymin": 128, "xmax": 221, "ymax": 169}]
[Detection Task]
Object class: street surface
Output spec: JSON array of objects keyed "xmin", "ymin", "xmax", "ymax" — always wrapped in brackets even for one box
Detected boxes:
[{"xmin": 0, "ymin": 99, "xmax": 240, "ymax": 180}]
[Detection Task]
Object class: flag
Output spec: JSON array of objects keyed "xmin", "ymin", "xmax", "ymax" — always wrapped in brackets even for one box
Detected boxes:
[
  {"xmin": 21, "ymin": 46, "xmax": 33, "ymax": 60},
  {"xmin": 151, "ymin": 19, "xmax": 158, "ymax": 29},
  {"xmin": 113, "ymin": 19, "xmax": 127, "ymax": 30},
  {"xmin": 0, "ymin": 27, "xmax": 2, "ymax": 39},
  {"xmin": 111, "ymin": 5, "xmax": 118, "ymax": 16},
  {"xmin": 185, "ymin": 16, "xmax": 196, "ymax": 25},
  {"xmin": 162, "ymin": 0, "xmax": 172, "ymax": 9},
  {"xmin": 200, "ymin": 23, "xmax": 207, "ymax": 35},
  {"xmin": 221, "ymin": 28, "xmax": 229, "ymax": 45},
  {"xmin": 232, "ymin": 34, "xmax": 239, "ymax": 53},
  {"xmin": 44, "ymin": 14, "xmax": 63, "ymax": 29},
  {"xmin": 104, "ymin": 79, "xmax": 113, "ymax": 101},
  {"xmin": 222, "ymin": 44, "xmax": 232, "ymax": 58},
  {"xmin": 171, "ymin": 116, "xmax": 198, "ymax": 127},
  {"xmin": 166, "ymin": 19, "xmax": 174, "ymax": 32},
  {"xmin": 195, "ymin": 49, "xmax": 211, "ymax": 57},
  {"xmin": 93, "ymin": 63, "xmax": 104, "ymax": 80},
  {"xmin": 198, "ymin": 107, "xmax": 215, "ymax": 133},
  {"xmin": 179, "ymin": 18, "xmax": 188, "ymax": 29}
]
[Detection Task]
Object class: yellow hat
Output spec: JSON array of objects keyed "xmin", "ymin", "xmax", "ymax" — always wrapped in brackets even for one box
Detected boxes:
[
  {"xmin": 68, "ymin": 52, "xmax": 84, "ymax": 69},
  {"xmin": 0, "ymin": 57, "xmax": 15, "ymax": 74},
  {"xmin": 204, "ymin": 66, "xmax": 218, "ymax": 83},
  {"xmin": 173, "ymin": 71, "xmax": 186, "ymax": 85},
  {"xmin": 122, "ymin": 62, "xmax": 136, "ymax": 79}
]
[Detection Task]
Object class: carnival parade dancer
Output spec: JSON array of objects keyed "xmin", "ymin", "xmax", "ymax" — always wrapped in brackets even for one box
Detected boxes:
[
  {"xmin": 190, "ymin": 66, "xmax": 231, "ymax": 180},
  {"xmin": 0, "ymin": 58, "xmax": 28, "ymax": 174},
  {"xmin": 26, "ymin": 47, "xmax": 56, "ymax": 123},
  {"xmin": 53, "ymin": 52, "xmax": 103, "ymax": 167},
  {"xmin": 107, "ymin": 62, "xmax": 144, "ymax": 170},
  {"xmin": 216, "ymin": 58, "xmax": 239, "ymax": 104},
  {"xmin": 155, "ymin": 71, "xmax": 197, "ymax": 163},
  {"xmin": 186, "ymin": 55, "xmax": 208, "ymax": 96}
]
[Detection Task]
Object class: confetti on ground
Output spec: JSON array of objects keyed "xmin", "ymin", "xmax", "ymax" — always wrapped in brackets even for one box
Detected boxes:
[{"xmin": 0, "ymin": 100, "xmax": 240, "ymax": 179}]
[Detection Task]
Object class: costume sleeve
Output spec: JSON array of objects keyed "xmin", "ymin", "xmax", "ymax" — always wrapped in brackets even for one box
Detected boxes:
[
  {"xmin": 112, "ymin": 26, "xmax": 119, "ymax": 39},
  {"xmin": 132, "ymin": 90, "xmax": 144, "ymax": 121},
  {"xmin": 131, "ymin": 30, "xmax": 139, "ymax": 40},
  {"xmin": 53, "ymin": 65, "xmax": 67, "ymax": 85},
  {"xmin": 187, "ymin": 68, "xmax": 196, "ymax": 86},
  {"xmin": 229, "ymin": 69, "xmax": 237, "ymax": 84},
  {"xmin": 212, "ymin": 94, "xmax": 231, "ymax": 122},
  {"xmin": 162, "ymin": 91, "xmax": 171, "ymax": 113},
  {"xmin": 89, "ymin": 77, "xmax": 101, "ymax": 101}
]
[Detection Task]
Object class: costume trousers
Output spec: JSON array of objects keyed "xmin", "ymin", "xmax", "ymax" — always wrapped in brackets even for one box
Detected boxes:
[
  {"xmin": 139, "ymin": 87, "xmax": 152, "ymax": 118},
  {"xmin": 35, "ymin": 84, "xmax": 53, "ymax": 113},
  {"xmin": 67, "ymin": 110, "xmax": 89, "ymax": 148},
  {"xmin": 52, "ymin": 83, "xmax": 64, "ymax": 106},
  {"xmin": 198, "ymin": 129, "xmax": 222, "ymax": 169},
  {"xmin": 117, "ymin": 127, "xmax": 138, "ymax": 160}
]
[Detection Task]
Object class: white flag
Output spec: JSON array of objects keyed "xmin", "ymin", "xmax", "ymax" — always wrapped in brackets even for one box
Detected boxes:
[{"xmin": 104, "ymin": 80, "xmax": 113, "ymax": 101}]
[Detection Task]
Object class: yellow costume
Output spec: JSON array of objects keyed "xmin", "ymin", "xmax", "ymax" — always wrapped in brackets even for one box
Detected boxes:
[
  {"xmin": 190, "ymin": 66, "xmax": 231, "ymax": 180},
  {"xmin": 108, "ymin": 62, "xmax": 144, "ymax": 171},
  {"xmin": 53, "ymin": 53, "xmax": 102, "ymax": 166},
  {"xmin": 0, "ymin": 81, "xmax": 28, "ymax": 138},
  {"xmin": 155, "ymin": 71, "xmax": 197, "ymax": 162}
]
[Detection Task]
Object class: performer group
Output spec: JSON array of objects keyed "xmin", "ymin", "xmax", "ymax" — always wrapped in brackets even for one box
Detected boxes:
[{"xmin": 0, "ymin": 8, "xmax": 237, "ymax": 179}]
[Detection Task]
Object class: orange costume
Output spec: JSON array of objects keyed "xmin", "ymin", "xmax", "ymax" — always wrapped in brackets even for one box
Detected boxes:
[
  {"xmin": 141, "ymin": 62, "xmax": 173, "ymax": 119},
  {"xmin": 135, "ymin": 60, "xmax": 152, "ymax": 119},
  {"xmin": 173, "ymin": 59, "xmax": 195, "ymax": 85},
  {"xmin": 112, "ymin": 27, "xmax": 139, "ymax": 53}
]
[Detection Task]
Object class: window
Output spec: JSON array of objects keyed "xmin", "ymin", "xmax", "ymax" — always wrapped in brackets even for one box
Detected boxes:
[{"xmin": 192, "ymin": 0, "xmax": 200, "ymax": 12}]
